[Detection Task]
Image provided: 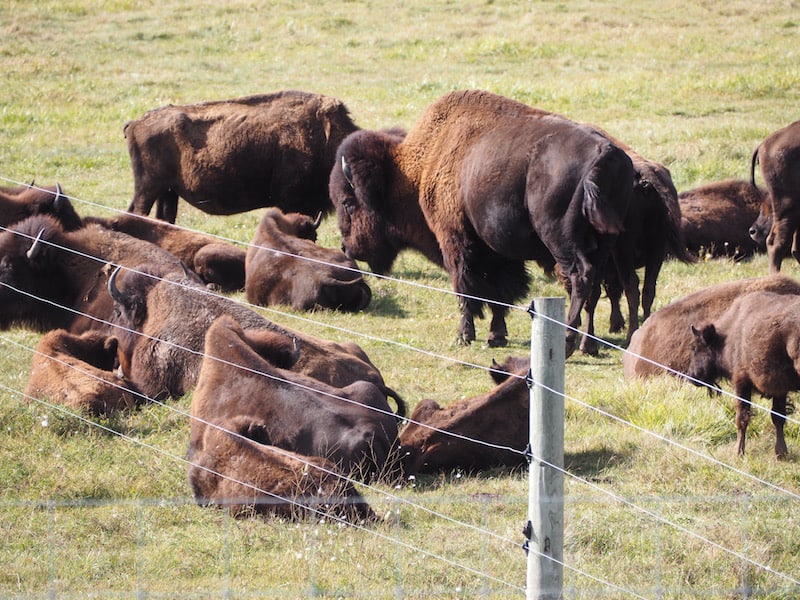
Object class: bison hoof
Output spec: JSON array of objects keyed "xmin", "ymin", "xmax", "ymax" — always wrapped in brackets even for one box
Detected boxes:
[
  {"xmin": 580, "ymin": 337, "xmax": 599, "ymax": 356},
  {"xmin": 487, "ymin": 334, "xmax": 508, "ymax": 348},
  {"xmin": 456, "ymin": 334, "xmax": 474, "ymax": 346},
  {"xmin": 608, "ymin": 316, "xmax": 625, "ymax": 334}
]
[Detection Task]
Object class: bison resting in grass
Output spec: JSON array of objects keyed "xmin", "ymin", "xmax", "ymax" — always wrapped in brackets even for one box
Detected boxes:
[
  {"xmin": 622, "ymin": 275, "xmax": 800, "ymax": 379},
  {"xmin": 330, "ymin": 89, "xmax": 634, "ymax": 356},
  {"xmin": 25, "ymin": 329, "xmax": 139, "ymax": 415},
  {"xmin": 398, "ymin": 356, "xmax": 529, "ymax": 475},
  {"xmin": 750, "ymin": 120, "xmax": 800, "ymax": 273},
  {"xmin": 0, "ymin": 182, "xmax": 82, "ymax": 231},
  {"xmin": 189, "ymin": 316, "xmax": 401, "ymax": 481},
  {"xmin": 678, "ymin": 179, "xmax": 767, "ymax": 260},
  {"xmin": 124, "ymin": 90, "xmax": 361, "ymax": 222},
  {"xmin": 188, "ymin": 406, "xmax": 375, "ymax": 522},
  {"xmin": 85, "ymin": 213, "xmax": 247, "ymax": 292},
  {"xmin": 245, "ymin": 207, "xmax": 371, "ymax": 312},
  {"xmin": 687, "ymin": 291, "xmax": 800, "ymax": 459}
]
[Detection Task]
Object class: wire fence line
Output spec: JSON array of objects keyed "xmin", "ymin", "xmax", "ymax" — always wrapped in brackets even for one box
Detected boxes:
[{"xmin": 1, "ymin": 179, "xmax": 799, "ymax": 596}]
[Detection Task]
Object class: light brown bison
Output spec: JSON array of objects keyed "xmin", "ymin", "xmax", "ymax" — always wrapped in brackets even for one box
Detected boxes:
[
  {"xmin": 188, "ymin": 406, "xmax": 375, "ymax": 522},
  {"xmin": 245, "ymin": 207, "xmax": 371, "ymax": 312},
  {"xmin": 329, "ymin": 89, "xmax": 634, "ymax": 357},
  {"xmin": 623, "ymin": 275, "xmax": 800, "ymax": 379},
  {"xmin": 125, "ymin": 90, "xmax": 360, "ymax": 222},
  {"xmin": 85, "ymin": 213, "xmax": 247, "ymax": 292},
  {"xmin": 678, "ymin": 179, "xmax": 767, "ymax": 259},
  {"xmin": 398, "ymin": 356, "xmax": 529, "ymax": 475},
  {"xmin": 25, "ymin": 329, "xmax": 139, "ymax": 415},
  {"xmin": 687, "ymin": 291, "xmax": 800, "ymax": 458},
  {"xmin": 189, "ymin": 316, "xmax": 400, "ymax": 481},
  {"xmin": 750, "ymin": 120, "xmax": 800, "ymax": 272}
]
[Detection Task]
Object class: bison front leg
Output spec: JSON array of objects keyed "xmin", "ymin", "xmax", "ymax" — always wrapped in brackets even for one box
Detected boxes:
[
  {"xmin": 457, "ymin": 298, "xmax": 477, "ymax": 346},
  {"xmin": 766, "ymin": 217, "xmax": 795, "ymax": 273},
  {"xmin": 488, "ymin": 303, "xmax": 508, "ymax": 348},
  {"xmin": 771, "ymin": 395, "xmax": 789, "ymax": 459},
  {"xmin": 733, "ymin": 382, "xmax": 753, "ymax": 457}
]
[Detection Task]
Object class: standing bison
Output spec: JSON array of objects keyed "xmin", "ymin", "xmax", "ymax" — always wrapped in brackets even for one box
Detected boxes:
[
  {"xmin": 329, "ymin": 90, "xmax": 634, "ymax": 356},
  {"xmin": 679, "ymin": 179, "xmax": 768, "ymax": 259},
  {"xmin": 686, "ymin": 291, "xmax": 800, "ymax": 459},
  {"xmin": 750, "ymin": 120, "xmax": 800, "ymax": 272},
  {"xmin": 245, "ymin": 207, "xmax": 371, "ymax": 312},
  {"xmin": 124, "ymin": 90, "xmax": 360, "ymax": 222}
]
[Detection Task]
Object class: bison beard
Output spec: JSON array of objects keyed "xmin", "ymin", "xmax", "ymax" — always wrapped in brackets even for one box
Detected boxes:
[{"xmin": 329, "ymin": 90, "xmax": 633, "ymax": 357}]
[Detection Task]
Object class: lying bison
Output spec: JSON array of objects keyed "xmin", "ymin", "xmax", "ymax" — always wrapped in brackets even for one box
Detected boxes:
[
  {"xmin": 189, "ymin": 316, "xmax": 401, "ymax": 481},
  {"xmin": 189, "ymin": 403, "xmax": 375, "ymax": 522},
  {"xmin": 85, "ymin": 213, "xmax": 247, "ymax": 292},
  {"xmin": 124, "ymin": 90, "xmax": 361, "ymax": 222},
  {"xmin": 245, "ymin": 207, "xmax": 371, "ymax": 312},
  {"xmin": 330, "ymin": 89, "xmax": 633, "ymax": 356},
  {"xmin": 106, "ymin": 264, "xmax": 403, "ymax": 410},
  {"xmin": 0, "ymin": 182, "xmax": 82, "ymax": 231},
  {"xmin": 622, "ymin": 275, "xmax": 800, "ymax": 379},
  {"xmin": 398, "ymin": 356, "xmax": 529, "ymax": 475},
  {"xmin": 25, "ymin": 329, "xmax": 139, "ymax": 415},
  {"xmin": 678, "ymin": 179, "xmax": 767, "ymax": 259},
  {"xmin": 687, "ymin": 291, "xmax": 800, "ymax": 458},
  {"xmin": 750, "ymin": 120, "xmax": 800, "ymax": 272}
]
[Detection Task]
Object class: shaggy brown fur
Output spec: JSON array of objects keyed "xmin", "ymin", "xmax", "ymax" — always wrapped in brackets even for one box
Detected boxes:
[
  {"xmin": 125, "ymin": 90, "xmax": 360, "ymax": 222},
  {"xmin": 686, "ymin": 291, "xmax": 800, "ymax": 458},
  {"xmin": 678, "ymin": 179, "xmax": 768, "ymax": 259},
  {"xmin": 0, "ymin": 182, "xmax": 82, "ymax": 231},
  {"xmin": 623, "ymin": 275, "xmax": 800, "ymax": 378},
  {"xmin": 245, "ymin": 207, "xmax": 370, "ymax": 311},
  {"xmin": 25, "ymin": 329, "xmax": 138, "ymax": 415},
  {"xmin": 750, "ymin": 120, "xmax": 800, "ymax": 272}
]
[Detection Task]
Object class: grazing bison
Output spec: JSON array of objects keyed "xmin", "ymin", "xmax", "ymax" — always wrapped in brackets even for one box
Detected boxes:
[
  {"xmin": 398, "ymin": 356, "xmax": 529, "ymax": 475},
  {"xmin": 686, "ymin": 291, "xmax": 800, "ymax": 458},
  {"xmin": 245, "ymin": 207, "xmax": 371, "ymax": 312},
  {"xmin": 106, "ymin": 264, "xmax": 403, "ymax": 410},
  {"xmin": 85, "ymin": 213, "xmax": 247, "ymax": 292},
  {"xmin": 330, "ymin": 90, "xmax": 633, "ymax": 356},
  {"xmin": 678, "ymin": 179, "xmax": 767, "ymax": 259},
  {"xmin": 0, "ymin": 182, "xmax": 82, "ymax": 231},
  {"xmin": 188, "ymin": 424, "xmax": 375, "ymax": 522},
  {"xmin": 124, "ymin": 90, "xmax": 361, "ymax": 222},
  {"xmin": 189, "ymin": 316, "xmax": 400, "ymax": 481},
  {"xmin": 750, "ymin": 120, "xmax": 800, "ymax": 272},
  {"xmin": 0, "ymin": 214, "xmax": 185, "ymax": 334},
  {"xmin": 25, "ymin": 329, "xmax": 139, "ymax": 415},
  {"xmin": 622, "ymin": 275, "xmax": 800, "ymax": 379}
]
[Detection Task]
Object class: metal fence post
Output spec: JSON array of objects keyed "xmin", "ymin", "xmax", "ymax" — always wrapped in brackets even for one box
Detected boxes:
[{"xmin": 525, "ymin": 297, "xmax": 565, "ymax": 600}]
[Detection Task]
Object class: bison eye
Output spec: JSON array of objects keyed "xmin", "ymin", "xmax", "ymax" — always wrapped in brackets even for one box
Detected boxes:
[{"xmin": 342, "ymin": 198, "xmax": 357, "ymax": 216}]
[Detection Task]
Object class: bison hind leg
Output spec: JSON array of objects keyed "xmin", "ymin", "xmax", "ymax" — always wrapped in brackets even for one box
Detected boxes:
[
  {"xmin": 487, "ymin": 304, "xmax": 509, "ymax": 348},
  {"xmin": 771, "ymin": 395, "xmax": 789, "ymax": 459}
]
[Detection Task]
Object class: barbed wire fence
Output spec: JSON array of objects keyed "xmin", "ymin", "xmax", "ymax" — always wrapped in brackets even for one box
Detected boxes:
[{"xmin": 0, "ymin": 179, "xmax": 798, "ymax": 598}]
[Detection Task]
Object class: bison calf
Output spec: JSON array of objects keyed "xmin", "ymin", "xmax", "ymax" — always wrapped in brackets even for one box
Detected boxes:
[
  {"xmin": 25, "ymin": 329, "xmax": 139, "ymax": 416},
  {"xmin": 686, "ymin": 291, "xmax": 800, "ymax": 458}
]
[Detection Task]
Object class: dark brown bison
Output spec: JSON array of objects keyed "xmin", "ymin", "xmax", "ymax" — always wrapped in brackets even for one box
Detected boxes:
[
  {"xmin": 0, "ymin": 182, "xmax": 82, "ymax": 231},
  {"xmin": 245, "ymin": 207, "xmax": 371, "ymax": 312},
  {"xmin": 84, "ymin": 213, "xmax": 247, "ymax": 292},
  {"xmin": 124, "ymin": 90, "xmax": 360, "ymax": 222},
  {"xmin": 0, "ymin": 214, "xmax": 185, "ymax": 334},
  {"xmin": 329, "ymin": 90, "xmax": 633, "ymax": 357},
  {"xmin": 398, "ymin": 356, "xmax": 529, "ymax": 475},
  {"xmin": 750, "ymin": 120, "xmax": 800, "ymax": 272},
  {"xmin": 24, "ymin": 329, "xmax": 139, "ymax": 415},
  {"xmin": 188, "ymin": 424, "xmax": 375, "ymax": 522},
  {"xmin": 678, "ymin": 179, "xmax": 767, "ymax": 259},
  {"xmin": 106, "ymin": 264, "xmax": 404, "ymax": 412},
  {"xmin": 622, "ymin": 275, "xmax": 800, "ymax": 379},
  {"xmin": 189, "ymin": 315, "xmax": 400, "ymax": 481},
  {"xmin": 687, "ymin": 291, "xmax": 800, "ymax": 458}
]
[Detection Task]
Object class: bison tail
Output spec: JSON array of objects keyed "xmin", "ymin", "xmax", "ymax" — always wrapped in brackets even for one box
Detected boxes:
[
  {"xmin": 385, "ymin": 386, "xmax": 407, "ymax": 419},
  {"xmin": 582, "ymin": 177, "xmax": 625, "ymax": 236},
  {"xmin": 750, "ymin": 145, "xmax": 761, "ymax": 190}
]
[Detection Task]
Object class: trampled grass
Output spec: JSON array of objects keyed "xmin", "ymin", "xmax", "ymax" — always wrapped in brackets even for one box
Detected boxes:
[{"xmin": 2, "ymin": 0, "xmax": 800, "ymax": 597}]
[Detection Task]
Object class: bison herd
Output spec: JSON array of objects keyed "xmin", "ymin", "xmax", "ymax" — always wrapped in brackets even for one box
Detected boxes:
[{"xmin": 5, "ymin": 89, "xmax": 800, "ymax": 522}]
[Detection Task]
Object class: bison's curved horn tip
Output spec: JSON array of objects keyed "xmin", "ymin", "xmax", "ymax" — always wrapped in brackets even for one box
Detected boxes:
[{"xmin": 26, "ymin": 228, "xmax": 46, "ymax": 260}]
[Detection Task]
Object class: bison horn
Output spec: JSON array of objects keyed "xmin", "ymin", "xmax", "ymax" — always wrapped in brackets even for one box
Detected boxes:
[
  {"xmin": 341, "ymin": 156, "xmax": 354, "ymax": 189},
  {"xmin": 53, "ymin": 182, "xmax": 65, "ymax": 208},
  {"xmin": 107, "ymin": 265, "xmax": 125, "ymax": 303},
  {"xmin": 312, "ymin": 212, "xmax": 323, "ymax": 229},
  {"xmin": 26, "ymin": 228, "xmax": 46, "ymax": 260}
]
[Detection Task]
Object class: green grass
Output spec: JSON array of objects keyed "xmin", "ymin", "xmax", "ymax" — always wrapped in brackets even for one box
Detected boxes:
[{"xmin": 2, "ymin": 0, "xmax": 800, "ymax": 597}]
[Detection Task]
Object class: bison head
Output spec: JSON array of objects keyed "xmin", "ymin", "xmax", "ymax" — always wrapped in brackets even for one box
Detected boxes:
[
  {"xmin": 329, "ymin": 130, "xmax": 404, "ymax": 275},
  {"xmin": 686, "ymin": 323, "xmax": 723, "ymax": 392}
]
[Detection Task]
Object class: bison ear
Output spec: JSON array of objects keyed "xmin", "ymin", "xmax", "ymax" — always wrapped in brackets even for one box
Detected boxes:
[
  {"xmin": 691, "ymin": 323, "xmax": 715, "ymax": 344},
  {"xmin": 341, "ymin": 156, "xmax": 355, "ymax": 190}
]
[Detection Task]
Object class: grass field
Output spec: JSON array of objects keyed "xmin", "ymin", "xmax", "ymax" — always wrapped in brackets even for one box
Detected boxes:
[{"xmin": 2, "ymin": 1, "xmax": 800, "ymax": 597}]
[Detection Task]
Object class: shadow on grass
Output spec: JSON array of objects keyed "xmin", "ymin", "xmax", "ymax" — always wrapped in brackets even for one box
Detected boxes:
[{"xmin": 365, "ymin": 292, "xmax": 408, "ymax": 318}]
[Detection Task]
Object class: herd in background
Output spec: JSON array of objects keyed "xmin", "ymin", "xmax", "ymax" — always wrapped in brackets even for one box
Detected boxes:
[{"xmin": 4, "ymin": 89, "xmax": 800, "ymax": 522}]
